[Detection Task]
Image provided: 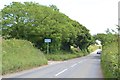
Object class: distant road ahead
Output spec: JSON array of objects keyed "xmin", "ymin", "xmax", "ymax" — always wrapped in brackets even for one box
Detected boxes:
[{"xmin": 3, "ymin": 51, "xmax": 103, "ymax": 78}]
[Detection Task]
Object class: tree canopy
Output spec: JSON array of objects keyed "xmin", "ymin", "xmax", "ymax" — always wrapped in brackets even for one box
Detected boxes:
[{"xmin": 2, "ymin": 2, "xmax": 93, "ymax": 53}]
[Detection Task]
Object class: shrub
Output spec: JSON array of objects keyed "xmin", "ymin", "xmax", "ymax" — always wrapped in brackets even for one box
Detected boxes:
[{"xmin": 101, "ymin": 41, "xmax": 119, "ymax": 78}]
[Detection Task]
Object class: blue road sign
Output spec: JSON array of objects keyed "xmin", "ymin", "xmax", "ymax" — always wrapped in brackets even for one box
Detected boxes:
[{"xmin": 44, "ymin": 39, "xmax": 51, "ymax": 43}]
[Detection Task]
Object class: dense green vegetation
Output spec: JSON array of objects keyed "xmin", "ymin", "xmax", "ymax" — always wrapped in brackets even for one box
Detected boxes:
[
  {"xmin": 94, "ymin": 32, "xmax": 119, "ymax": 78},
  {"xmin": 0, "ymin": 37, "xmax": 2, "ymax": 75},
  {"xmin": 102, "ymin": 41, "xmax": 118, "ymax": 78},
  {"xmin": 2, "ymin": 2, "xmax": 93, "ymax": 53},
  {"xmin": 1, "ymin": 2, "xmax": 95, "ymax": 75},
  {"xmin": 2, "ymin": 39, "xmax": 47, "ymax": 74},
  {"xmin": 88, "ymin": 44, "xmax": 99, "ymax": 53},
  {"xmin": 45, "ymin": 48, "xmax": 88, "ymax": 61},
  {"xmin": 45, "ymin": 53, "xmax": 82, "ymax": 61},
  {"xmin": 2, "ymin": 39, "xmax": 90, "ymax": 74}
]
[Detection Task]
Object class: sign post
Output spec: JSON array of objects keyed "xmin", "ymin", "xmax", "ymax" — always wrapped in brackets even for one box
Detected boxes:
[{"xmin": 44, "ymin": 39, "xmax": 51, "ymax": 54}]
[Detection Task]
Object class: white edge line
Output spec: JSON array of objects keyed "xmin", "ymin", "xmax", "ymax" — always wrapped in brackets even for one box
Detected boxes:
[{"xmin": 55, "ymin": 69, "xmax": 68, "ymax": 76}]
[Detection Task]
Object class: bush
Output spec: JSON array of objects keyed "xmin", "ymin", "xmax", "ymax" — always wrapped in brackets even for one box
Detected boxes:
[
  {"xmin": 101, "ymin": 41, "xmax": 119, "ymax": 78},
  {"xmin": 0, "ymin": 37, "xmax": 2, "ymax": 75}
]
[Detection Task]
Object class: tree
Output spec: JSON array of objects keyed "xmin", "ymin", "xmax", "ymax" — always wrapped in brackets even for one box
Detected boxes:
[
  {"xmin": 105, "ymin": 28, "xmax": 111, "ymax": 34},
  {"xmin": 94, "ymin": 33, "xmax": 117, "ymax": 46},
  {"xmin": 2, "ymin": 2, "xmax": 92, "ymax": 53},
  {"xmin": 49, "ymin": 5, "xmax": 59, "ymax": 11}
]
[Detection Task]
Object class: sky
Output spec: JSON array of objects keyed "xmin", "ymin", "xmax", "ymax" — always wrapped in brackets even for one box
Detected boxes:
[{"xmin": 0, "ymin": 0, "xmax": 119, "ymax": 35}]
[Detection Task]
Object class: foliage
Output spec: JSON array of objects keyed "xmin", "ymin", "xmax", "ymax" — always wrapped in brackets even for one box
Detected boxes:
[
  {"xmin": 2, "ymin": 39, "xmax": 47, "ymax": 75},
  {"xmin": 101, "ymin": 40, "xmax": 119, "ymax": 78},
  {"xmin": 0, "ymin": 37, "xmax": 2, "ymax": 75},
  {"xmin": 93, "ymin": 33, "xmax": 117, "ymax": 46},
  {"xmin": 45, "ymin": 50, "xmax": 86, "ymax": 61},
  {"xmin": 94, "ymin": 28, "xmax": 119, "ymax": 78},
  {"xmin": 94, "ymin": 31, "xmax": 119, "ymax": 79},
  {"xmin": 0, "ymin": 11, "xmax": 2, "ymax": 36},
  {"xmin": 49, "ymin": 5, "xmax": 59, "ymax": 11},
  {"xmin": 88, "ymin": 44, "xmax": 99, "ymax": 53},
  {"xmin": 2, "ymin": 2, "xmax": 93, "ymax": 53}
]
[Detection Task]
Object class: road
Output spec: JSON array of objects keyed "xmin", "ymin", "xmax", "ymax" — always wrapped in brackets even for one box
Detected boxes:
[{"xmin": 3, "ymin": 51, "xmax": 103, "ymax": 78}]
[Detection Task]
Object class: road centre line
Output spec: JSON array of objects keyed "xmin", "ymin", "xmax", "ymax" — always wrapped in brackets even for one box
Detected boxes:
[
  {"xmin": 70, "ymin": 63, "xmax": 77, "ymax": 67},
  {"xmin": 55, "ymin": 59, "xmax": 87, "ymax": 76},
  {"xmin": 55, "ymin": 68, "xmax": 68, "ymax": 76},
  {"xmin": 78, "ymin": 59, "xmax": 87, "ymax": 63},
  {"xmin": 78, "ymin": 61, "xmax": 83, "ymax": 63}
]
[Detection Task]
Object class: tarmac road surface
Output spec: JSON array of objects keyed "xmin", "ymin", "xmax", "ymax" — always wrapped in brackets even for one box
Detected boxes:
[{"xmin": 3, "ymin": 51, "xmax": 103, "ymax": 78}]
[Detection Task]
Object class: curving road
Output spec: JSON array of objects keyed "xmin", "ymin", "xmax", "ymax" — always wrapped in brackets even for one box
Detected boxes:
[{"xmin": 3, "ymin": 51, "xmax": 103, "ymax": 78}]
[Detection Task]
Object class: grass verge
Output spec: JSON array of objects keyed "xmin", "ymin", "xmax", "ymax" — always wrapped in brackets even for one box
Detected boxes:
[
  {"xmin": 101, "ymin": 41, "xmax": 119, "ymax": 78},
  {"xmin": 2, "ymin": 39, "xmax": 91, "ymax": 75},
  {"xmin": 2, "ymin": 39, "xmax": 47, "ymax": 75},
  {"xmin": 45, "ymin": 50, "xmax": 87, "ymax": 61}
]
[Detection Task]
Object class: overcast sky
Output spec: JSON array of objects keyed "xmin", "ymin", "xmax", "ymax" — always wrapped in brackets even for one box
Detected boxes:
[{"xmin": 0, "ymin": 0, "xmax": 119, "ymax": 35}]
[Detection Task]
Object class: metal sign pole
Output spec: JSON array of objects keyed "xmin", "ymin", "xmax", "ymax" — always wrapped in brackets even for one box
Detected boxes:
[
  {"xmin": 47, "ymin": 42, "xmax": 49, "ymax": 54},
  {"xmin": 44, "ymin": 38, "xmax": 51, "ymax": 54}
]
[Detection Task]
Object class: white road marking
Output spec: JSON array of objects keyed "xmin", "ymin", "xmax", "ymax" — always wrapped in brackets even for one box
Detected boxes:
[
  {"xmin": 78, "ymin": 61, "xmax": 83, "ymax": 63},
  {"xmin": 55, "ymin": 69, "xmax": 68, "ymax": 76},
  {"xmin": 55, "ymin": 60, "xmax": 86, "ymax": 76},
  {"xmin": 78, "ymin": 60, "xmax": 86, "ymax": 63},
  {"xmin": 70, "ymin": 63, "xmax": 77, "ymax": 67},
  {"xmin": 63, "ymin": 61, "xmax": 67, "ymax": 62},
  {"xmin": 98, "ymin": 59, "xmax": 101, "ymax": 62}
]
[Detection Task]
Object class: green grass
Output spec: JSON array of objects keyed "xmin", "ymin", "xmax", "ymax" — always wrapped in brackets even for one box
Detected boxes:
[
  {"xmin": 2, "ymin": 39, "xmax": 47, "ymax": 75},
  {"xmin": 45, "ymin": 50, "xmax": 87, "ymax": 61},
  {"xmin": 101, "ymin": 41, "xmax": 119, "ymax": 78},
  {"xmin": 2, "ymin": 39, "xmax": 91, "ymax": 75}
]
